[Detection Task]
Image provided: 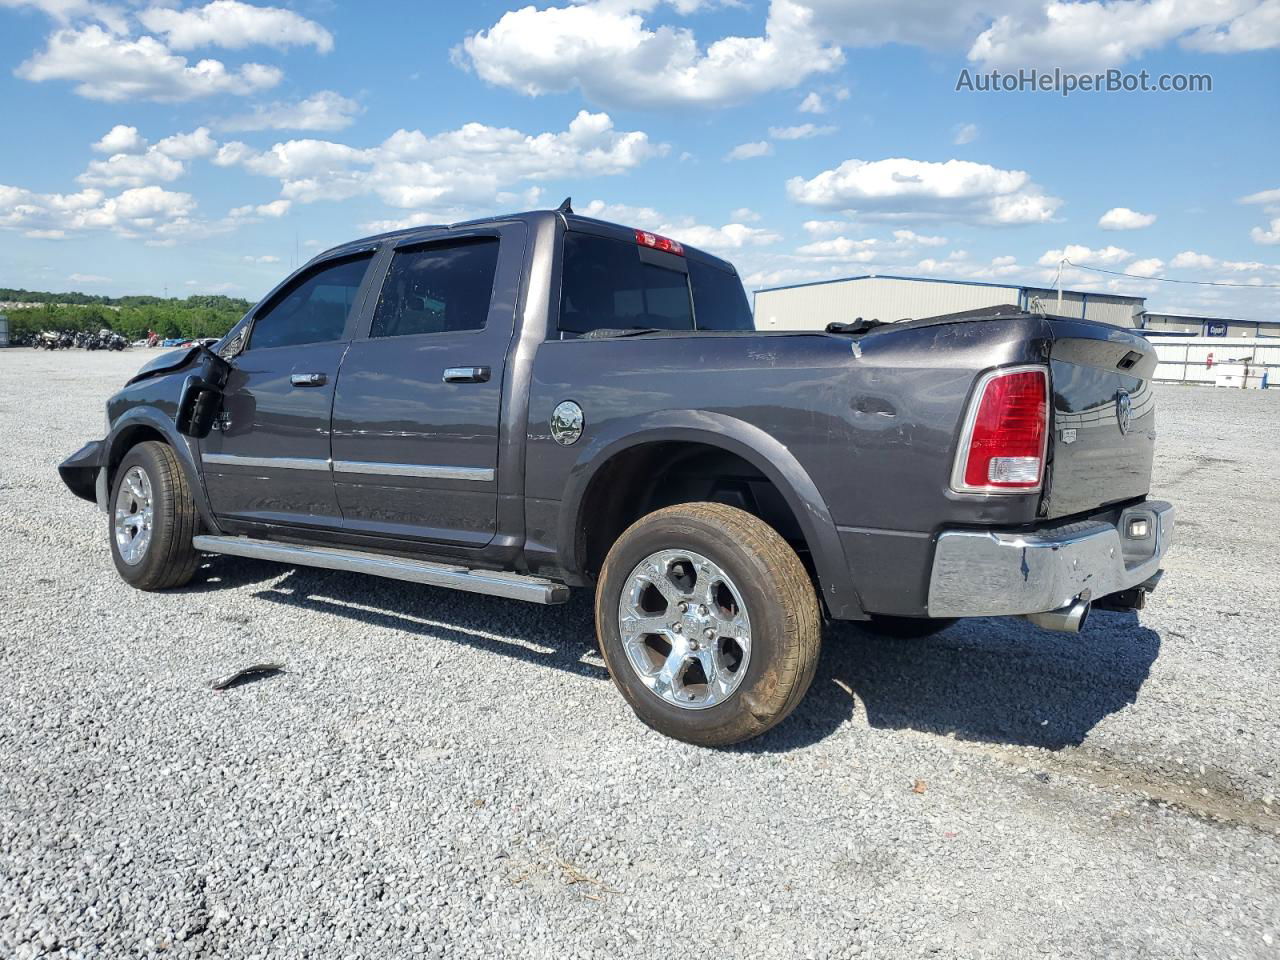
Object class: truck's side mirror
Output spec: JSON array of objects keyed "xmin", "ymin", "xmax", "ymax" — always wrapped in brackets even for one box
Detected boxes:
[{"xmin": 176, "ymin": 346, "xmax": 233, "ymax": 438}]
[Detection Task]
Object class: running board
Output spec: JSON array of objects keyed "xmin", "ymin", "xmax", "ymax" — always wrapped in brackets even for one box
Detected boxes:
[{"xmin": 192, "ymin": 535, "xmax": 570, "ymax": 605}]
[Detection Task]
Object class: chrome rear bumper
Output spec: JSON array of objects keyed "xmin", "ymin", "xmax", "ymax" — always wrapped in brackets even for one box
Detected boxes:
[{"xmin": 926, "ymin": 500, "xmax": 1174, "ymax": 618}]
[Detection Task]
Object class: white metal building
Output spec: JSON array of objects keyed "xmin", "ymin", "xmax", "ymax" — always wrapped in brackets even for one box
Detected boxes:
[
  {"xmin": 752, "ymin": 274, "xmax": 1147, "ymax": 331},
  {"xmin": 1142, "ymin": 312, "xmax": 1280, "ymax": 339},
  {"xmin": 1150, "ymin": 336, "xmax": 1279, "ymax": 388}
]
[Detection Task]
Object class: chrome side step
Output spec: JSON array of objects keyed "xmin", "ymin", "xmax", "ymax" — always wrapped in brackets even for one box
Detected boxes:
[{"xmin": 192, "ymin": 535, "xmax": 570, "ymax": 605}]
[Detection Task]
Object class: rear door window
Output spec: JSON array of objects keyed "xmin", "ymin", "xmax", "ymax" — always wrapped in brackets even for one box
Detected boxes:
[
  {"xmin": 370, "ymin": 237, "xmax": 501, "ymax": 338},
  {"xmin": 559, "ymin": 233, "xmax": 694, "ymax": 336}
]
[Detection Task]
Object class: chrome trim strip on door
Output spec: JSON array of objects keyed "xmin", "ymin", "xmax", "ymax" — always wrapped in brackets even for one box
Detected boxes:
[
  {"xmin": 201, "ymin": 453, "xmax": 332, "ymax": 472},
  {"xmin": 331, "ymin": 460, "xmax": 495, "ymax": 482}
]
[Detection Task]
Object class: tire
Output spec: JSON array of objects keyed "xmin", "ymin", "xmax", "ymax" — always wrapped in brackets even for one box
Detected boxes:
[
  {"xmin": 865, "ymin": 615, "xmax": 957, "ymax": 639},
  {"xmin": 109, "ymin": 440, "xmax": 200, "ymax": 590},
  {"xmin": 596, "ymin": 503, "xmax": 821, "ymax": 747}
]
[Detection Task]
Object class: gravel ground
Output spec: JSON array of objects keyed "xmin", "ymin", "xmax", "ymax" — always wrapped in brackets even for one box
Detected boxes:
[{"xmin": 1, "ymin": 348, "xmax": 1278, "ymax": 959}]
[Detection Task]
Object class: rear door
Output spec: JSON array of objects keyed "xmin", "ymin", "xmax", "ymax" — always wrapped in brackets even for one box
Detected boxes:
[
  {"xmin": 1044, "ymin": 319, "xmax": 1158, "ymax": 518},
  {"xmin": 200, "ymin": 251, "xmax": 376, "ymax": 529},
  {"xmin": 330, "ymin": 224, "xmax": 524, "ymax": 546}
]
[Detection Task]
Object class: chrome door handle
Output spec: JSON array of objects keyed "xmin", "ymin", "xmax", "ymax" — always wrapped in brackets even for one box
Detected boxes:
[
  {"xmin": 443, "ymin": 366, "xmax": 490, "ymax": 384},
  {"xmin": 290, "ymin": 372, "xmax": 327, "ymax": 387}
]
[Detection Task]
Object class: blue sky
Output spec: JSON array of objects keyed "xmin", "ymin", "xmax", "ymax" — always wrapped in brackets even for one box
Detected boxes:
[{"xmin": 0, "ymin": 0, "xmax": 1277, "ymax": 320}]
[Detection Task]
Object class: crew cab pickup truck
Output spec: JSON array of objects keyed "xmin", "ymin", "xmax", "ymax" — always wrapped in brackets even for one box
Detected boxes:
[{"xmin": 59, "ymin": 203, "xmax": 1173, "ymax": 746}]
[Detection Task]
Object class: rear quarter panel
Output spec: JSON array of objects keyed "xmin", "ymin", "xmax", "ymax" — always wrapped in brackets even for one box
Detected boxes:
[{"xmin": 525, "ymin": 320, "xmax": 1051, "ymax": 615}]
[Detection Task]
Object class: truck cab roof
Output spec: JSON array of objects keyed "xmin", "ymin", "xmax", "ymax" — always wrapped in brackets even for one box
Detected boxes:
[{"xmin": 310, "ymin": 208, "xmax": 742, "ymax": 276}]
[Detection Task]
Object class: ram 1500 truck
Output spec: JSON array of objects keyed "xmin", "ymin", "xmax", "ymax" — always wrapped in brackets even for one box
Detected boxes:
[{"xmin": 59, "ymin": 204, "xmax": 1174, "ymax": 746}]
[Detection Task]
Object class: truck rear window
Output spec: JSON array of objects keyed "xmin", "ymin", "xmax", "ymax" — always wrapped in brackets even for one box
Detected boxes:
[
  {"xmin": 559, "ymin": 233, "xmax": 754, "ymax": 336},
  {"xmin": 560, "ymin": 233, "xmax": 692, "ymax": 336}
]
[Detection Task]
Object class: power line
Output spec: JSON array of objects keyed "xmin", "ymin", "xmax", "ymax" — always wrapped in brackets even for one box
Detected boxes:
[{"xmin": 1065, "ymin": 259, "xmax": 1280, "ymax": 290}]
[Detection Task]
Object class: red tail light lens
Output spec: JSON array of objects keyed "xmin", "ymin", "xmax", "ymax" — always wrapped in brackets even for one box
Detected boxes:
[
  {"xmin": 957, "ymin": 368, "xmax": 1048, "ymax": 492},
  {"xmin": 635, "ymin": 229, "xmax": 684, "ymax": 256}
]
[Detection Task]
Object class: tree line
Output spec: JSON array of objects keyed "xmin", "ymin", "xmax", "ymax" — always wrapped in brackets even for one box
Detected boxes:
[{"xmin": 2, "ymin": 289, "xmax": 253, "ymax": 341}]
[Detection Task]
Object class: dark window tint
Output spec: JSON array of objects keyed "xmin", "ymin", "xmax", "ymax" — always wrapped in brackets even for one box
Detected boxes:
[
  {"xmin": 371, "ymin": 238, "xmax": 500, "ymax": 338},
  {"xmin": 689, "ymin": 259, "xmax": 754, "ymax": 331},
  {"xmin": 249, "ymin": 254, "xmax": 372, "ymax": 350},
  {"xmin": 559, "ymin": 233, "xmax": 694, "ymax": 336}
]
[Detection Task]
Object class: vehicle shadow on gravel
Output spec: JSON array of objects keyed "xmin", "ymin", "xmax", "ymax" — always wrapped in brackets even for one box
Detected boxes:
[
  {"xmin": 191, "ymin": 558, "xmax": 1161, "ymax": 753},
  {"xmin": 245, "ymin": 565, "xmax": 608, "ymax": 681},
  {"xmin": 749, "ymin": 612, "xmax": 1162, "ymax": 753}
]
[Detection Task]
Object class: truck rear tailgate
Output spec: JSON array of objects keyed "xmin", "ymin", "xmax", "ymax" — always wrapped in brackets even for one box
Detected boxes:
[{"xmin": 1043, "ymin": 318, "xmax": 1158, "ymax": 519}]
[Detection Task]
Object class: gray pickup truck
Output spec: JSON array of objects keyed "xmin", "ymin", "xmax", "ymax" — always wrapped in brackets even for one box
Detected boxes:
[{"xmin": 59, "ymin": 203, "xmax": 1173, "ymax": 746}]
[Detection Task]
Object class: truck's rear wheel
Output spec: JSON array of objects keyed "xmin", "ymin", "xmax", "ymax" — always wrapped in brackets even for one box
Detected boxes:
[
  {"xmin": 596, "ymin": 503, "xmax": 821, "ymax": 747},
  {"xmin": 109, "ymin": 441, "xmax": 200, "ymax": 590}
]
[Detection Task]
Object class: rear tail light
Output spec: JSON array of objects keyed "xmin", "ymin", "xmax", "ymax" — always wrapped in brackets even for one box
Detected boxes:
[
  {"xmin": 952, "ymin": 367, "xmax": 1048, "ymax": 494},
  {"xmin": 636, "ymin": 229, "xmax": 684, "ymax": 256}
]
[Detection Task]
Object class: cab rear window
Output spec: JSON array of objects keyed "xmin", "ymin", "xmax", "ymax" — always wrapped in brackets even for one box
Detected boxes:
[{"xmin": 559, "ymin": 232, "xmax": 754, "ymax": 336}]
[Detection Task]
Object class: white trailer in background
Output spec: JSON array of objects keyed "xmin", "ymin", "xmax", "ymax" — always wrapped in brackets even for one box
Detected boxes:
[{"xmin": 1148, "ymin": 336, "xmax": 1279, "ymax": 389}]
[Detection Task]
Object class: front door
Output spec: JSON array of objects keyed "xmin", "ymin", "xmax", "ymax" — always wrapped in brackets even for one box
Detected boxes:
[
  {"xmin": 201, "ymin": 251, "xmax": 376, "ymax": 529},
  {"xmin": 330, "ymin": 226, "xmax": 523, "ymax": 546}
]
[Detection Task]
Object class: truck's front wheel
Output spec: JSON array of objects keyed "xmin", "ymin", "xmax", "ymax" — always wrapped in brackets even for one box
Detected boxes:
[
  {"xmin": 109, "ymin": 441, "xmax": 200, "ymax": 591},
  {"xmin": 596, "ymin": 503, "xmax": 821, "ymax": 747}
]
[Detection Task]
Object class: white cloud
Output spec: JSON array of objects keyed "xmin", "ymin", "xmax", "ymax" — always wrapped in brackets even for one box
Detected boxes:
[
  {"xmin": 1126, "ymin": 257, "xmax": 1166, "ymax": 277},
  {"xmin": 79, "ymin": 151, "xmax": 185, "ymax": 187},
  {"xmin": 1241, "ymin": 186, "xmax": 1280, "ymax": 206},
  {"xmin": 795, "ymin": 235, "xmax": 880, "ymax": 262},
  {"xmin": 768, "ymin": 123, "xmax": 836, "ymax": 140},
  {"xmin": 1182, "ymin": 0, "xmax": 1280, "ymax": 52},
  {"xmin": 802, "ymin": 219, "xmax": 847, "ymax": 236},
  {"xmin": 68, "ymin": 272, "xmax": 110, "ymax": 283},
  {"xmin": 242, "ymin": 254, "xmax": 280, "ymax": 264},
  {"xmin": 730, "ymin": 207, "xmax": 761, "ymax": 222},
  {"xmin": 1170, "ymin": 250, "xmax": 1218, "ymax": 270},
  {"xmin": 953, "ymin": 122, "xmax": 978, "ymax": 145},
  {"xmin": 78, "ymin": 127, "xmax": 216, "ymax": 187},
  {"xmin": 1038, "ymin": 244, "xmax": 1132, "ymax": 267},
  {"xmin": 215, "ymin": 111, "xmax": 663, "ymax": 212},
  {"xmin": 0, "ymin": 183, "xmax": 197, "ymax": 239},
  {"xmin": 0, "ymin": 0, "xmax": 125, "ymax": 30},
  {"xmin": 1167, "ymin": 251, "xmax": 1278, "ymax": 274},
  {"xmin": 458, "ymin": 0, "xmax": 843, "ymax": 109},
  {"xmin": 218, "ymin": 90, "xmax": 362, "ymax": 132},
  {"xmin": 795, "ymin": 227, "xmax": 951, "ymax": 264},
  {"xmin": 798, "ymin": 91, "xmax": 826, "ymax": 113},
  {"xmin": 578, "ymin": 199, "xmax": 781, "ymax": 255},
  {"xmin": 893, "ymin": 228, "xmax": 947, "ymax": 246},
  {"xmin": 968, "ymin": 0, "xmax": 1280, "ymax": 70},
  {"xmin": 1099, "ymin": 206, "xmax": 1157, "ymax": 230},
  {"xmin": 228, "ymin": 199, "xmax": 292, "ymax": 219},
  {"xmin": 136, "ymin": 1, "xmax": 334, "ymax": 53},
  {"xmin": 787, "ymin": 156, "xmax": 1062, "ymax": 225},
  {"xmin": 726, "ymin": 140, "xmax": 773, "ymax": 160},
  {"xmin": 1251, "ymin": 218, "xmax": 1280, "ymax": 245},
  {"xmin": 92, "ymin": 125, "xmax": 145, "ymax": 154},
  {"xmin": 17, "ymin": 25, "xmax": 282, "ymax": 101}
]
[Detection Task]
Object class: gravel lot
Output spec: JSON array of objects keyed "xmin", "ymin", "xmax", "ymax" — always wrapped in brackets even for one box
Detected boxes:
[{"xmin": 2, "ymin": 348, "xmax": 1278, "ymax": 959}]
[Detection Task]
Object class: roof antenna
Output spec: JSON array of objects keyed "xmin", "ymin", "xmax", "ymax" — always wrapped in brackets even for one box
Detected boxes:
[{"xmin": 557, "ymin": 196, "xmax": 573, "ymax": 214}]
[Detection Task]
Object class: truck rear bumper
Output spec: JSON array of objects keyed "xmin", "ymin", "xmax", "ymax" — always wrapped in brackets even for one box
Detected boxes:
[{"xmin": 926, "ymin": 500, "xmax": 1174, "ymax": 618}]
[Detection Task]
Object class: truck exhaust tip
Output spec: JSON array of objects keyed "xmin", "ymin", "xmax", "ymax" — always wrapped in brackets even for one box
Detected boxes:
[{"xmin": 1024, "ymin": 597, "xmax": 1092, "ymax": 634}]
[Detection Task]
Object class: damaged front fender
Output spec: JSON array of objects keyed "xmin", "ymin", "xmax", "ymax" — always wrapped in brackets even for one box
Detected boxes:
[{"xmin": 58, "ymin": 439, "xmax": 105, "ymax": 505}]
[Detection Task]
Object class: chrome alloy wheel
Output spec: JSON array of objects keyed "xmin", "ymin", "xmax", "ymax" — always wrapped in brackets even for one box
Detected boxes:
[
  {"xmin": 114, "ymin": 465, "xmax": 154, "ymax": 566},
  {"xmin": 617, "ymin": 549, "xmax": 752, "ymax": 710}
]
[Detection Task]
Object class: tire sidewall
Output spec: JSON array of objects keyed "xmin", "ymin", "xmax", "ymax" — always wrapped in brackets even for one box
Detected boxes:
[
  {"xmin": 597, "ymin": 513, "xmax": 801, "ymax": 743},
  {"xmin": 109, "ymin": 444, "xmax": 173, "ymax": 586}
]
